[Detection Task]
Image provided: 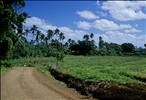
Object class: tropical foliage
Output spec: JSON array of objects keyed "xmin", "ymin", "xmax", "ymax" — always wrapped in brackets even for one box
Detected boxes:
[{"xmin": 0, "ymin": 0, "xmax": 146, "ymax": 67}]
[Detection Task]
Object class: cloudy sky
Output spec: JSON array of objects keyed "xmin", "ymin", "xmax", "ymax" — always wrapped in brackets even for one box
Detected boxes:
[{"xmin": 23, "ymin": 1, "xmax": 146, "ymax": 47}]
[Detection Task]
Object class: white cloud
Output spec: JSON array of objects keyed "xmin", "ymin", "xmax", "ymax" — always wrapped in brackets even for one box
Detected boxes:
[
  {"xmin": 102, "ymin": 31, "xmax": 145, "ymax": 47},
  {"xmin": 96, "ymin": 11, "xmax": 108, "ymax": 17},
  {"xmin": 93, "ymin": 19, "xmax": 118, "ymax": 31},
  {"xmin": 24, "ymin": 16, "xmax": 45, "ymax": 26},
  {"xmin": 93, "ymin": 19, "xmax": 132, "ymax": 31},
  {"xmin": 101, "ymin": 1, "xmax": 146, "ymax": 21},
  {"xmin": 24, "ymin": 17, "xmax": 57, "ymax": 35},
  {"xmin": 77, "ymin": 19, "xmax": 132, "ymax": 31},
  {"xmin": 124, "ymin": 28, "xmax": 141, "ymax": 33},
  {"xmin": 76, "ymin": 21, "xmax": 92, "ymax": 30},
  {"xmin": 77, "ymin": 10, "xmax": 99, "ymax": 20}
]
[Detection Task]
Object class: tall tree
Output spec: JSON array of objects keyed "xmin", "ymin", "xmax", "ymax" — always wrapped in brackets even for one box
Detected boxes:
[
  {"xmin": 36, "ymin": 30, "xmax": 43, "ymax": 44},
  {"xmin": 121, "ymin": 43, "xmax": 135, "ymax": 53},
  {"xmin": 40, "ymin": 33, "xmax": 45, "ymax": 43},
  {"xmin": 83, "ymin": 34, "xmax": 89, "ymax": 41},
  {"xmin": 54, "ymin": 28, "xmax": 60, "ymax": 35},
  {"xmin": 0, "ymin": 0, "xmax": 27, "ymax": 60},
  {"xmin": 59, "ymin": 32, "xmax": 65, "ymax": 41},
  {"xmin": 68, "ymin": 39, "xmax": 72, "ymax": 44},
  {"xmin": 47, "ymin": 29, "xmax": 54, "ymax": 41},
  {"xmin": 30, "ymin": 25, "xmax": 38, "ymax": 43},
  {"xmin": 99, "ymin": 36, "xmax": 104, "ymax": 49},
  {"xmin": 90, "ymin": 33, "xmax": 94, "ymax": 39}
]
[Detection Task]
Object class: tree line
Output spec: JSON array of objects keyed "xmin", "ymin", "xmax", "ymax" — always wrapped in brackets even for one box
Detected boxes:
[{"xmin": 2, "ymin": 24, "xmax": 146, "ymax": 59}]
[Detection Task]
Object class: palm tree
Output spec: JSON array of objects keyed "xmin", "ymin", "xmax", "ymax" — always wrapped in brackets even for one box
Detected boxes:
[
  {"xmin": 31, "ymin": 25, "xmax": 37, "ymax": 34},
  {"xmin": 16, "ymin": 29, "xmax": 29, "ymax": 47},
  {"xmin": 36, "ymin": 30, "xmax": 43, "ymax": 44},
  {"xmin": 47, "ymin": 29, "xmax": 54, "ymax": 41},
  {"xmin": 90, "ymin": 33, "xmax": 94, "ymax": 39},
  {"xmin": 40, "ymin": 34, "xmax": 45, "ymax": 43},
  {"xmin": 54, "ymin": 28, "xmax": 60, "ymax": 35},
  {"xmin": 99, "ymin": 36, "xmax": 104, "ymax": 49},
  {"xmin": 44, "ymin": 37, "xmax": 48, "ymax": 45},
  {"xmin": 68, "ymin": 38, "xmax": 72, "ymax": 44},
  {"xmin": 30, "ymin": 25, "xmax": 38, "ymax": 43},
  {"xmin": 22, "ymin": 29, "xmax": 29, "ymax": 37},
  {"xmin": 83, "ymin": 34, "xmax": 89, "ymax": 41},
  {"xmin": 19, "ymin": 29, "xmax": 29, "ymax": 41},
  {"xmin": 59, "ymin": 32, "xmax": 65, "ymax": 41}
]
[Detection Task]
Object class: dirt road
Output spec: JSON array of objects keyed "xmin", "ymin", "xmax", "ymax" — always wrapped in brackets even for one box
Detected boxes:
[{"xmin": 1, "ymin": 67, "xmax": 91, "ymax": 100}]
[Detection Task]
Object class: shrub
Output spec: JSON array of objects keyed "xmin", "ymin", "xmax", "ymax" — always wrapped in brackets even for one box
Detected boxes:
[{"xmin": 0, "ymin": 60, "xmax": 11, "ymax": 68}]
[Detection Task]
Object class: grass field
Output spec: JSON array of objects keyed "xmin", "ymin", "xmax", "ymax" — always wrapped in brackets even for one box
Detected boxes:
[
  {"xmin": 58, "ymin": 56, "xmax": 146, "ymax": 84},
  {"xmin": 8, "ymin": 55, "xmax": 146, "ymax": 84}
]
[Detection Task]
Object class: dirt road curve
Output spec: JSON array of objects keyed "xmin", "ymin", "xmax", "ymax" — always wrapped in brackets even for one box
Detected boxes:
[{"xmin": 1, "ymin": 67, "xmax": 91, "ymax": 100}]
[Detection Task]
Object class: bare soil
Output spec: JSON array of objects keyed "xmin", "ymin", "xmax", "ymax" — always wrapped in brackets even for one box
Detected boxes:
[{"xmin": 1, "ymin": 67, "xmax": 92, "ymax": 100}]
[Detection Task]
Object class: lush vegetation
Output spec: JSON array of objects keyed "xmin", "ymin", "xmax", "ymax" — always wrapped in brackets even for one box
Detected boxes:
[
  {"xmin": 0, "ymin": 0, "xmax": 27, "ymax": 60},
  {"xmin": 58, "ymin": 56, "xmax": 146, "ymax": 84},
  {"xmin": 0, "ymin": 0, "xmax": 146, "ymax": 68},
  {"xmin": 0, "ymin": 0, "xmax": 146, "ymax": 86}
]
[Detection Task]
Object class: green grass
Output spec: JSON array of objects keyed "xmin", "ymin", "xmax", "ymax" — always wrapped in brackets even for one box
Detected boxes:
[
  {"xmin": 8, "ymin": 57, "xmax": 56, "ymax": 76},
  {"xmin": 1, "ymin": 66, "xmax": 12, "ymax": 73},
  {"xmin": 58, "ymin": 55, "xmax": 146, "ymax": 84},
  {"xmin": 9, "ymin": 57, "xmax": 56, "ymax": 67},
  {"xmin": 7, "ymin": 55, "xmax": 146, "ymax": 84}
]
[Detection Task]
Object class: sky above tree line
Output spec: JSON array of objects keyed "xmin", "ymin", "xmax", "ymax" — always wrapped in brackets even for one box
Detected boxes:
[{"xmin": 23, "ymin": 1, "xmax": 146, "ymax": 47}]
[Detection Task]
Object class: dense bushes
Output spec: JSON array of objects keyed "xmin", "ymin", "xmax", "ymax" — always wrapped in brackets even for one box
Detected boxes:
[
  {"xmin": 0, "ymin": 0, "xmax": 26, "ymax": 60},
  {"xmin": 0, "ymin": 60, "xmax": 11, "ymax": 68},
  {"xmin": 65, "ymin": 35, "xmax": 145, "ymax": 56}
]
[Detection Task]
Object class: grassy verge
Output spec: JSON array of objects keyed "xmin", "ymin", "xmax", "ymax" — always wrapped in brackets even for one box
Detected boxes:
[
  {"xmin": 8, "ymin": 57, "xmax": 56, "ymax": 77},
  {"xmin": 35, "ymin": 64, "xmax": 51, "ymax": 77},
  {"xmin": 9, "ymin": 57, "xmax": 56, "ymax": 67},
  {"xmin": 1, "ymin": 66, "xmax": 12, "ymax": 73},
  {"xmin": 1, "ymin": 60, "xmax": 13, "ymax": 73}
]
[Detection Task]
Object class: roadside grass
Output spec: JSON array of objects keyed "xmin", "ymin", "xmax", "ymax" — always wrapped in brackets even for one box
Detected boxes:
[
  {"xmin": 10, "ymin": 57, "xmax": 56, "ymax": 67},
  {"xmin": 1, "ymin": 66, "xmax": 12, "ymax": 73},
  {"xmin": 6, "ymin": 55, "xmax": 146, "ymax": 85},
  {"xmin": 8, "ymin": 57, "xmax": 56, "ymax": 77},
  {"xmin": 1, "ymin": 60, "xmax": 12, "ymax": 73}
]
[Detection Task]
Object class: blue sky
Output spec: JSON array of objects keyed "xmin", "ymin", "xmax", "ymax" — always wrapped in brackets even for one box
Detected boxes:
[{"xmin": 23, "ymin": 1, "xmax": 146, "ymax": 47}]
